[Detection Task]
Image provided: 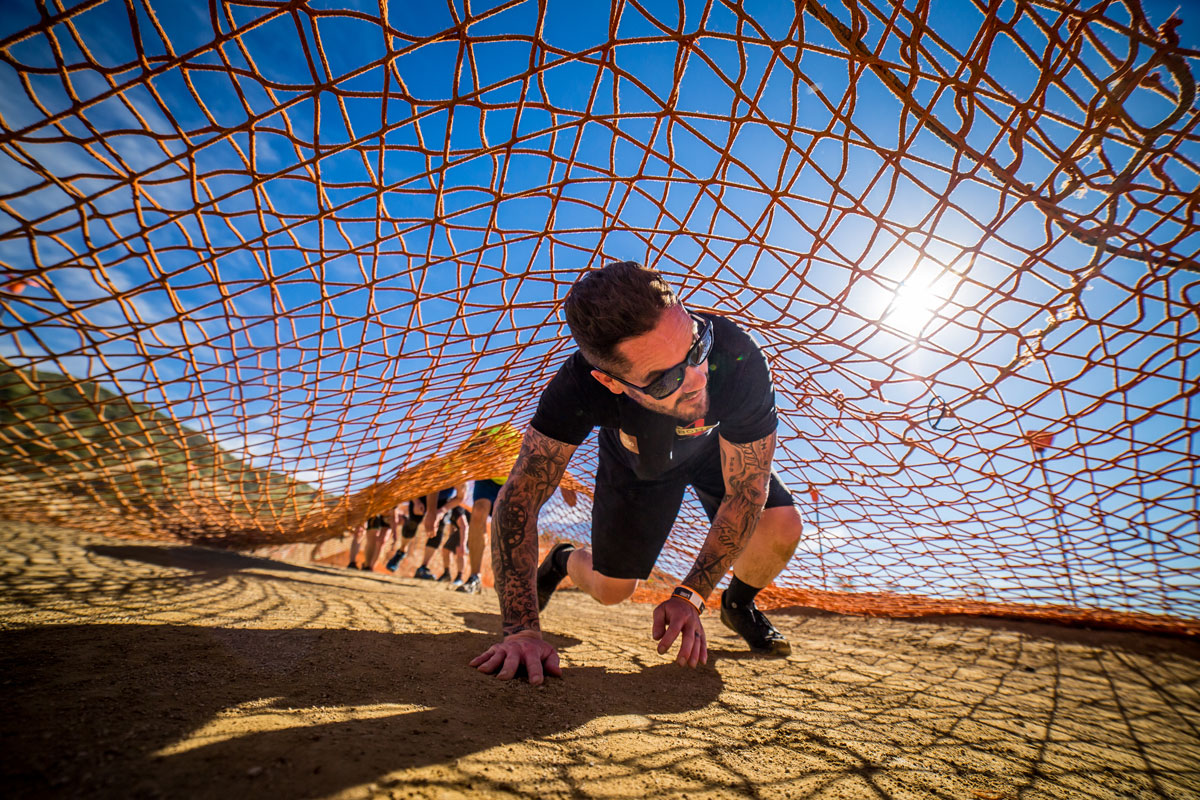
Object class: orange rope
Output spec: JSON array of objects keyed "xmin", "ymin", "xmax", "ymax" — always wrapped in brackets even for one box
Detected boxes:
[{"xmin": 1, "ymin": 0, "xmax": 1196, "ymax": 635}]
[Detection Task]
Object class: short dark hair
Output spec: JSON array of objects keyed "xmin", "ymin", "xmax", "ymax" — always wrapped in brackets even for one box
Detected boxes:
[{"xmin": 564, "ymin": 260, "xmax": 678, "ymax": 370}]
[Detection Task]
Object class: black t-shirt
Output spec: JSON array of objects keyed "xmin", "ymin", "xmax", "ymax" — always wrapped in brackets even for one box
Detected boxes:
[{"xmin": 530, "ymin": 313, "xmax": 778, "ymax": 479}]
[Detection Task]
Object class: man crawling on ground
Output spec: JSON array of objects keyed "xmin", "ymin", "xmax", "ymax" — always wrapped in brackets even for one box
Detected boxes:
[{"xmin": 472, "ymin": 260, "xmax": 805, "ymax": 685}]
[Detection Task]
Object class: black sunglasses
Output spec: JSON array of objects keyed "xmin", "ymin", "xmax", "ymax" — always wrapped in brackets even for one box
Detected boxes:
[{"xmin": 597, "ymin": 313, "xmax": 713, "ymax": 400}]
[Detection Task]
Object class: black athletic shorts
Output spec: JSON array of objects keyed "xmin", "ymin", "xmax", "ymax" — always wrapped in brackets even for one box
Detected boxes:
[
  {"xmin": 442, "ymin": 521, "xmax": 462, "ymax": 552},
  {"xmin": 408, "ymin": 487, "xmax": 455, "ymax": 524},
  {"xmin": 366, "ymin": 514, "xmax": 389, "ymax": 530},
  {"xmin": 590, "ymin": 428, "xmax": 795, "ymax": 580},
  {"xmin": 473, "ymin": 478, "xmax": 503, "ymax": 506}
]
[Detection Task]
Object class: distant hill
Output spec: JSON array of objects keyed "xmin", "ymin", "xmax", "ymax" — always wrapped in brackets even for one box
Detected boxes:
[{"xmin": 0, "ymin": 364, "xmax": 324, "ymax": 544}]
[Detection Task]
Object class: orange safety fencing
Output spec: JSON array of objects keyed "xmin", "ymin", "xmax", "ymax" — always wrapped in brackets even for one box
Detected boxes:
[{"xmin": 1, "ymin": 0, "xmax": 1197, "ymax": 636}]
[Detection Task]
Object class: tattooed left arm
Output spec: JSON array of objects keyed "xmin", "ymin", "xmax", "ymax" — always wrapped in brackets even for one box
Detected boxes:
[{"xmin": 681, "ymin": 432, "xmax": 775, "ymax": 598}]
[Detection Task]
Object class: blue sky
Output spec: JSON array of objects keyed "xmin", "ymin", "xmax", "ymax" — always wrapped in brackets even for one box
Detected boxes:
[{"xmin": 1, "ymin": 0, "xmax": 1197, "ymax": 617}]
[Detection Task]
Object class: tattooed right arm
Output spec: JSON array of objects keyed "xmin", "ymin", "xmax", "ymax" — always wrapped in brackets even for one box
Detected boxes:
[{"xmin": 492, "ymin": 425, "xmax": 576, "ymax": 637}]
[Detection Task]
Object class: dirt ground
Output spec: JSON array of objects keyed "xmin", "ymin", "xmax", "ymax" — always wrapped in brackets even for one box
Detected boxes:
[{"xmin": 2, "ymin": 520, "xmax": 1198, "ymax": 800}]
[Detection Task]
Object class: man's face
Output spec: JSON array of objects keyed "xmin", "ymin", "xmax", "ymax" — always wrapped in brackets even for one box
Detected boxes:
[{"xmin": 591, "ymin": 304, "xmax": 710, "ymax": 422}]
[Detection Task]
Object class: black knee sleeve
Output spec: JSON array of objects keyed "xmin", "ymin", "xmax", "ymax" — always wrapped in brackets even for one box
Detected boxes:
[{"xmin": 425, "ymin": 527, "xmax": 443, "ymax": 549}]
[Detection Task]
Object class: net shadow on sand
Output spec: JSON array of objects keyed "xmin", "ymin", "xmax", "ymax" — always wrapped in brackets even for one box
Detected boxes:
[
  {"xmin": 1, "ymin": 624, "xmax": 725, "ymax": 799},
  {"xmin": 2, "ymin": 521, "xmax": 1198, "ymax": 799}
]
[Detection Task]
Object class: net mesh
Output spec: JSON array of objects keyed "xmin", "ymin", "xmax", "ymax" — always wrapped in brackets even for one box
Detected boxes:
[{"xmin": 2, "ymin": 0, "xmax": 1197, "ymax": 635}]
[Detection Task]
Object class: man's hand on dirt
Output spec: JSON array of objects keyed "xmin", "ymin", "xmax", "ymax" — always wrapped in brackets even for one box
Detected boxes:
[
  {"xmin": 470, "ymin": 629, "xmax": 562, "ymax": 686},
  {"xmin": 652, "ymin": 596, "xmax": 708, "ymax": 667}
]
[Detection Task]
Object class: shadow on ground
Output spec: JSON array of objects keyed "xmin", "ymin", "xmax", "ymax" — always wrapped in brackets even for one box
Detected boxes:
[
  {"xmin": 1, "ymin": 623, "xmax": 722, "ymax": 799},
  {"xmin": 87, "ymin": 543, "xmax": 336, "ymax": 578}
]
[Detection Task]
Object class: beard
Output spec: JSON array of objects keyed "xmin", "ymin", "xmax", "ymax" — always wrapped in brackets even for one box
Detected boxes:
[
  {"xmin": 628, "ymin": 386, "xmax": 710, "ymax": 423},
  {"xmin": 671, "ymin": 388, "xmax": 710, "ymax": 423}
]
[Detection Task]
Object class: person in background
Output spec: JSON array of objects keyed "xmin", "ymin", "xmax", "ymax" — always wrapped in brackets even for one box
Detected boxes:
[
  {"xmin": 359, "ymin": 511, "xmax": 393, "ymax": 571},
  {"xmin": 345, "ymin": 521, "xmax": 367, "ymax": 569},
  {"xmin": 459, "ymin": 479, "xmax": 578, "ymax": 594},
  {"xmin": 431, "ymin": 503, "xmax": 471, "ymax": 586},
  {"xmin": 457, "ymin": 477, "xmax": 501, "ymax": 594},
  {"xmin": 387, "ymin": 483, "xmax": 468, "ymax": 579}
]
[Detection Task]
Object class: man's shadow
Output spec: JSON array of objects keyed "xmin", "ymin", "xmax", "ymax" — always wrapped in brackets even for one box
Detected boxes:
[{"xmin": 2, "ymin": 620, "xmax": 723, "ymax": 798}]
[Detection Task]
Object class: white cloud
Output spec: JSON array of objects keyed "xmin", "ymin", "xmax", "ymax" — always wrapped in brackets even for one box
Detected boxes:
[
  {"xmin": 794, "ymin": 524, "xmax": 852, "ymax": 554},
  {"xmin": 214, "ymin": 432, "xmax": 273, "ymax": 459}
]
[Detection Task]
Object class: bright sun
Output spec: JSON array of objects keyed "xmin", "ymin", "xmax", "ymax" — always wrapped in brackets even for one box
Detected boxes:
[{"xmin": 881, "ymin": 263, "xmax": 955, "ymax": 340}]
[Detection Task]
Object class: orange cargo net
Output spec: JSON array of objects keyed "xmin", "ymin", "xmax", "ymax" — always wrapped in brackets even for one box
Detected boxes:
[{"xmin": 0, "ymin": 0, "xmax": 1196, "ymax": 636}]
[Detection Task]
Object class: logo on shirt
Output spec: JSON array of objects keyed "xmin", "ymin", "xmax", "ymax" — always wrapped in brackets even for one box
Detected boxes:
[{"xmin": 675, "ymin": 418, "xmax": 719, "ymax": 437}]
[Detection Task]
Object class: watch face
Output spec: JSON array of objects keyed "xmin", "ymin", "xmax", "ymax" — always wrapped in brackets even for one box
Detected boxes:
[{"xmin": 673, "ymin": 586, "xmax": 703, "ymax": 611}]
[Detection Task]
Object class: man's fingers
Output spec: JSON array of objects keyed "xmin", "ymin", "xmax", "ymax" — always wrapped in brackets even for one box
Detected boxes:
[
  {"xmin": 482, "ymin": 649, "xmax": 507, "ymax": 674},
  {"xmin": 545, "ymin": 647, "xmax": 563, "ymax": 677},
  {"xmin": 672, "ymin": 620, "xmax": 708, "ymax": 668},
  {"xmin": 651, "ymin": 606, "xmax": 667, "ymax": 641},
  {"xmin": 690, "ymin": 626, "xmax": 705, "ymax": 667},
  {"xmin": 524, "ymin": 650, "xmax": 545, "ymax": 686},
  {"xmin": 496, "ymin": 648, "xmax": 523, "ymax": 680},
  {"xmin": 471, "ymin": 647, "xmax": 504, "ymax": 672},
  {"xmin": 678, "ymin": 624, "xmax": 700, "ymax": 667},
  {"xmin": 656, "ymin": 613, "xmax": 686, "ymax": 655},
  {"xmin": 475, "ymin": 641, "xmax": 562, "ymax": 685},
  {"xmin": 675, "ymin": 627, "xmax": 692, "ymax": 666}
]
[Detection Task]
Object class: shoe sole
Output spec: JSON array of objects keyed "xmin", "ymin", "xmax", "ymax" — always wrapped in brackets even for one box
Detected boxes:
[{"xmin": 759, "ymin": 639, "xmax": 792, "ymax": 656}]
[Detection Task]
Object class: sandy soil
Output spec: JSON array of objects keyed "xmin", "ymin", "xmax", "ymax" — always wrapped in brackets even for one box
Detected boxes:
[{"xmin": 1, "ymin": 520, "xmax": 1198, "ymax": 800}]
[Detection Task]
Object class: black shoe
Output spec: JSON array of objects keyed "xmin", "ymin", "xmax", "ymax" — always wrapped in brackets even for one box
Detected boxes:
[
  {"xmin": 719, "ymin": 591, "xmax": 791, "ymax": 656},
  {"xmin": 537, "ymin": 542, "xmax": 575, "ymax": 611},
  {"xmin": 385, "ymin": 551, "xmax": 405, "ymax": 572},
  {"xmin": 457, "ymin": 574, "xmax": 482, "ymax": 594},
  {"xmin": 414, "ymin": 566, "xmax": 435, "ymax": 580},
  {"xmin": 346, "ymin": 561, "xmax": 359, "ymax": 570},
  {"xmin": 438, "ymin": 569, "xmax": 452, "ymax": 583}
]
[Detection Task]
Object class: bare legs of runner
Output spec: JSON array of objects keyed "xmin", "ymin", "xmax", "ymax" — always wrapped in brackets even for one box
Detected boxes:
[
  {"xmin": 466, "ymin": 497, "xmax": 491, "ymax": 578},
  {"xmin": 362, "ymin": 527, "xmax": 384, "ymax": 570},
  {"xmin": 346, "ymin": 523, "xmax": 365, "ymax": 568}
]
